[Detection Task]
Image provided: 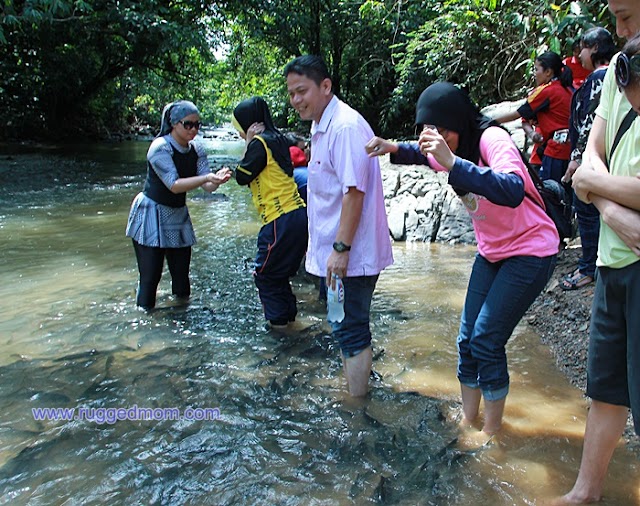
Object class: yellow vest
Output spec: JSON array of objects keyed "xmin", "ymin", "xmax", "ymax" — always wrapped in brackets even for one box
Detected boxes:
[{"xmin": 245, "ymin": 136, "xmax": 305, "ymax": 224}]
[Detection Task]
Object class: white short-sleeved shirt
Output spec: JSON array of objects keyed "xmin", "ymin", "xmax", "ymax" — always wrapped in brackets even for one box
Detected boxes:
[{"xmin": 305, "ymin": 96, "xmax": 393, "ymax": 277}]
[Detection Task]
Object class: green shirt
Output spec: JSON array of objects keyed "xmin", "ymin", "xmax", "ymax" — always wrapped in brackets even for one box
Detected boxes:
[{"xmin": 594, "ymin": 52, "xmax": 640, "ymax": 269}]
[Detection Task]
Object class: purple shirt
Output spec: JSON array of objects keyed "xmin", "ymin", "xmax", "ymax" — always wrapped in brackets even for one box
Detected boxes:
[{"xmin": 306, "ymin": 96, "xmax": 393, "ymax": 277}]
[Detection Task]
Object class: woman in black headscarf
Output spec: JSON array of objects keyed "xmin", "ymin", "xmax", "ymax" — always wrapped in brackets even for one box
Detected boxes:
[
  {"xmin": 366, "ymin": 82, "xmax": 558, "ymax": 444},
  {"xmin": 232, "ymin": 97, "xmax": 308, "ymax": 329}
]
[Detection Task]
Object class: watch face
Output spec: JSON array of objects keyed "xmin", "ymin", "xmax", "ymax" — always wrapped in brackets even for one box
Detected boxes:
[{"xmin": 333, "ymin": 241, "xmax": 350, "ymax": 252}]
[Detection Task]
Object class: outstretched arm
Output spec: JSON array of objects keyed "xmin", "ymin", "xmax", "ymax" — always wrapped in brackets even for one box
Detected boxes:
[
  {"xmin": 365, "ymin": 136, "xmax": 399, "ymax": 157},
  {"xmin": 493, "ymin": 109, "xmax": 522, "ymax": 124}
]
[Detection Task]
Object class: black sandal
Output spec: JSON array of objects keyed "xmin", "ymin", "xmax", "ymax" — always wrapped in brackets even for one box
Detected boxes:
[{"xmin": 560, "ymin": 271, "xmax": 593, "ymax": 291}]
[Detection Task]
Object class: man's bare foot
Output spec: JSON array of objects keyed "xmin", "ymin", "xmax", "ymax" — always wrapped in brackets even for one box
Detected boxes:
[{"xmin": 543, "ymin": 493, "xmax": 601, "ymax": 505}]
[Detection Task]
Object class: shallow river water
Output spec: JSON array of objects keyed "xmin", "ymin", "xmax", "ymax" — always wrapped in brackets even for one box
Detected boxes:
[{"xmin": 0, "ymin": 137, "xmax": 638, "ymax": 505}]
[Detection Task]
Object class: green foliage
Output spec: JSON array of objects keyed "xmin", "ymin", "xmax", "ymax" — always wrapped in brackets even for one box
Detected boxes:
[
  {"xmin": 0, "ymin": 0, "xmax": 219, "ymax": 139},
  {"xmin": 0, "ymin": 0, "xmax": 619, "ymax": 141},
  {"xmin": 376, "ymin": 0, "xmax": 614, "ymax": 137},
  {"xmin": 213, "ymin": 25, "xmax": 290, "ymax": 127}
]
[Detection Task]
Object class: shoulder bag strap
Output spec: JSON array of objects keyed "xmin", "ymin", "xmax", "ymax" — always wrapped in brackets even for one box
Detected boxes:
[{"xmin": 608, "ymin": 107, "xmax": 638, "ymax": 168}]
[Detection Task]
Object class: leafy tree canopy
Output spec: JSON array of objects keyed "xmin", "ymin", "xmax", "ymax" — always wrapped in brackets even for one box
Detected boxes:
[{"xmin": 0, "ymin": 0, "xmax": 618, "ymax": 140}]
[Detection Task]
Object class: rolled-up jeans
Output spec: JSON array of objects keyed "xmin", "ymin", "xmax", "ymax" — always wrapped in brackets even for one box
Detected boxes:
[
  {"xmin": 329, "ymin": 275, "xmax": 379, "ymax": 358},
  {"xmin": 457, "ymin": 253, "xmax": 556, "ymax": 401}
]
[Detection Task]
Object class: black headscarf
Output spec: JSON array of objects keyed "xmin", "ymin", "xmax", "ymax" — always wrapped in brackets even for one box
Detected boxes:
[
  {"xmin": 232, "ymin": 97, "xmax": 293, "ymax": 176},
  {"xmin": 415, "ymin": 82, "xmax": 500, "ymax": 166}
]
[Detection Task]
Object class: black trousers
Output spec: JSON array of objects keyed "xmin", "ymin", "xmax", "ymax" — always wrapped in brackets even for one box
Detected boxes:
[
  {"xmin": 132, "ymin": 240, "xmax": 191, "ymax": 309},
  {"xmin": 254, "ymin": 207, "xmax": 308, "ymax": 325}
]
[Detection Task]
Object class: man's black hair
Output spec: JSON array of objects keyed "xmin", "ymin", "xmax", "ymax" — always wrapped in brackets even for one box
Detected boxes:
[{"xmin": 283, "ymin": 55, "xmax": 331, "ymax": 87}]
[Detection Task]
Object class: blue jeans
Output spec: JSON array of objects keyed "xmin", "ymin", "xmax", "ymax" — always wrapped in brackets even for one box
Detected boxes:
[
  {"xmin": 457, "ymin": 253, "xmax": 557, "ymax": 401},
  {"xmin": 573, "ymin": 193, "xmax": 600, "ymax": 278},
  {"xmin": 329, "ymin": 275, "xmax": 379, "ymax": 357}
]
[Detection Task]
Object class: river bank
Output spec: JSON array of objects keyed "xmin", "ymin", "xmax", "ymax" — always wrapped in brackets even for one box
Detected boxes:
[{"xmin": 527, "ymin": 242, "xmax": 639, "ymax": 452}]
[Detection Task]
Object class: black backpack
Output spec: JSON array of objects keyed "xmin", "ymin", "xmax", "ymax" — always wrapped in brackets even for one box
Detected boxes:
[{"xmin": 524, "ymin": 165, "xmax": 573, "ymax": 242}]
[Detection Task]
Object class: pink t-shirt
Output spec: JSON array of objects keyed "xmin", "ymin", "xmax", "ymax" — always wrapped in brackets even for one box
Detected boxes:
[
  {"xmin": 306, "ymin": 96, "xmax": 394, "ymax": 277},
  {"xmin": 429, "ymin": 126, "xmax": 559, "ymax": 262}
]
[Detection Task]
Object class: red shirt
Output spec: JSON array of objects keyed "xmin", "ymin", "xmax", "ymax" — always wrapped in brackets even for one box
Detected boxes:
[
  {"xmin": 518, "ymin": 79, "xmax": 573, "ymax": 160},
  {"xmin": 563, "ymin": 55, "xmax": 590, "ymax": 89}
]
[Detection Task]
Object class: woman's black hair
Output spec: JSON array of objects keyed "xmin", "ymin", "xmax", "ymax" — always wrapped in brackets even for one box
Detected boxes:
[
  {"xmin": 581, "ymin": 27, "xmax": 617, "ymax": 68},
  {"xmin": 537, "ymin": 51, "xmax": 573, "ymax": 89}
]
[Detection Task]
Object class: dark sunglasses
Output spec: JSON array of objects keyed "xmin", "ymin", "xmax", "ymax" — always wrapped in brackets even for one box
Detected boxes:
[
  {"xmin": 179, "ymin": 120, "xmax": 202, "ymax": 130},
  {"xmin": 615, "ymin": 53, "xmax": 640, "ymax": 88}
]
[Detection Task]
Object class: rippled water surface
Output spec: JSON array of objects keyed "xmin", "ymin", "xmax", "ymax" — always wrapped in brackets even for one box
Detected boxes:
[{"xmin": 0, "ymin": 138, "xmax": 638, "ymax": 505}]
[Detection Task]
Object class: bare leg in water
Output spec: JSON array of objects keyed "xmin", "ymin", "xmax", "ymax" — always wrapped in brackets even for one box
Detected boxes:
[
  {"xmin": 342, "ymin": 346, "xmax": 372, "ymax": 397},
  {"xmin": 547, "ymin": 400, "xmax": 628, "ymax": 505},
  {"xmin": 459, "ymin": 383, "xmax": 506, "ymax": 448}
]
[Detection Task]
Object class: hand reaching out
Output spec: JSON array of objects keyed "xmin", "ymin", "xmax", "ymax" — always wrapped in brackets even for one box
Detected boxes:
[
  {"xmin": 203, "ymin": 167, "xmax": 232, "ymax": 191},
  {"xmin": 365, "ymin": 136, "xmax": 398, "ymax": 157},
  {"xmin": 211, "ymin": 167, "xmax": 232, "ymax": 185}
]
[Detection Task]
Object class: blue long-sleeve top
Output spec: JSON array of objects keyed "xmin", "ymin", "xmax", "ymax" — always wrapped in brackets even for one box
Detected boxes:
[{"xmin": 391, "ymin": 142, "xmax": 525, "ymax": 208}]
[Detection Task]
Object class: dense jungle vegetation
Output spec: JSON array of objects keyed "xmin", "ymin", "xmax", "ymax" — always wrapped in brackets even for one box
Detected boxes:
[{"xmin": 0, "ymin": 0, "xmax": 617, "ymax": 141}]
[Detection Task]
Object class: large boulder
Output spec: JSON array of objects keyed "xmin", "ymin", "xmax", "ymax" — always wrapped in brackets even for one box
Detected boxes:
[{"xmin": 380, "ymin": 157, "xmax": 475, "ymax": 245}]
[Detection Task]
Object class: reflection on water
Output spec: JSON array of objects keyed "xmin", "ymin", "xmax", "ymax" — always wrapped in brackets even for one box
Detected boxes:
[{"xmin": 0, "ymin": 140, "xmax": 638, "ymax": 505}]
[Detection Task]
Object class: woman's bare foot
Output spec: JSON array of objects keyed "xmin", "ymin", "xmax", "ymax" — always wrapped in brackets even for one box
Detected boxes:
[
  {"xmin": 458, "ymin": 415, "xmax": 483, "ymax": 431},
  {"xmin": 456, "ymin": 422, "xmax": 498, "ymax": 451}
]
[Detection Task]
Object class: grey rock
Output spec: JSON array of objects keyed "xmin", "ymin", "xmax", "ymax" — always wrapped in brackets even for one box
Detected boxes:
[{"xmin": 380, "ymin": 154, "xmax": 474, "ymax": 244}]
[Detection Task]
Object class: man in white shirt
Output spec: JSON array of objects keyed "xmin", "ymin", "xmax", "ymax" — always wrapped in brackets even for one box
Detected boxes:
[{"xmin": 284, "ymin": 55, "xmax": 393, "ymax": 397}]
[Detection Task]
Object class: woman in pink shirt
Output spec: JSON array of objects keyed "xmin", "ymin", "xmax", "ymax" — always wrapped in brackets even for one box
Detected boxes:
[{"xmin": 367, "ymin": 82, "xmax": 559, "ymax": 444}]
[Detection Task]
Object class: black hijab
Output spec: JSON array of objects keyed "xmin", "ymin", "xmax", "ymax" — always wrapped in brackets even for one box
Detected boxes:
[
  {"xmin": 415, "ymin": 82, "xmax": 500, "ymax": 166},
  {"xmin": 232, "ymin": 97, "xmax": 293, "ymax": 176}
]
